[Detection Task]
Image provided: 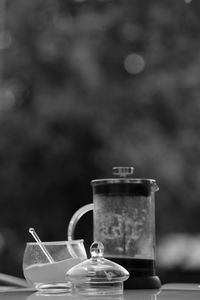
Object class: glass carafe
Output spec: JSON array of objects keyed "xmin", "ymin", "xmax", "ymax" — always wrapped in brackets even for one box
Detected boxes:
[{"xmin": 68, "ymin": 167, "xmax": 161, "ymax": 289}]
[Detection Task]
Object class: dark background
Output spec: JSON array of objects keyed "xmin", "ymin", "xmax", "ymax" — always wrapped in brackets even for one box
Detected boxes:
[{"xmin": 0, "ymin": 0, "xmax": 200, "ymax": 284}]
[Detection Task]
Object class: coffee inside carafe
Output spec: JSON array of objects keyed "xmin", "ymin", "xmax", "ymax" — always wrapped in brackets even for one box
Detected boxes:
[{"xmin": 91, "ymin": 167, "xmax": 161, "ymax": 289}]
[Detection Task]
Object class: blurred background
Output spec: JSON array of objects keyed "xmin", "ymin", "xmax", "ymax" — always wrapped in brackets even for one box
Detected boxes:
[{"xmin": 0, "ymin": 0, "xmax": 200, "ymax": 284}]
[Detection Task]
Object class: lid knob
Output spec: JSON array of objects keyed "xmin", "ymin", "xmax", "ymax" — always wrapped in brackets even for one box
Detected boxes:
[
  {"xmin": 90, "ymin": 241, "xmax": 104, "ymax": 259},
  {"xmin": 112, "ymin": 166, "xmax": 134, "ymax": 177}
]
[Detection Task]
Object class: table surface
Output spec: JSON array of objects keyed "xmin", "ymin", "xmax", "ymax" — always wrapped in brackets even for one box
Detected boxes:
[{"xmin": 0, "ymin": 284, "xmax": 200, "ymax": 300}]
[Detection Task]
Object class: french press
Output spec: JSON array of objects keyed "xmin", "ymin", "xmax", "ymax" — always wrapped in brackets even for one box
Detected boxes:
[{"xmin": 68, "ymin": 167, "xmax": 161, "ymax": 289}]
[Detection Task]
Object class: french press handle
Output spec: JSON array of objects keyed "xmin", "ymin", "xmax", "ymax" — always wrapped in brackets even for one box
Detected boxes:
[{"xmin": 67, "ymin": 203, "xmax": 94, "ymax": 240}]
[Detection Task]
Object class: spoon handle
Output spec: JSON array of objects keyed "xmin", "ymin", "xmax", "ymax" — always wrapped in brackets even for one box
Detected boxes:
[{"xmin": 29, "ymin": 228, "xmax": 54, "ymax": 263}]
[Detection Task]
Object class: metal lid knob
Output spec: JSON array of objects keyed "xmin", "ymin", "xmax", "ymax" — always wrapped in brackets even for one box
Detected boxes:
[{"xmin": 112, "ymin": 166, "xmax": 134, "ymax": 177}]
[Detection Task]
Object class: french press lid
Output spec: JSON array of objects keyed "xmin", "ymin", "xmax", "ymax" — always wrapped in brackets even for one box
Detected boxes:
[{"xmin": 91, "ymin": 167, "xmax": 159, "ymax": 196}]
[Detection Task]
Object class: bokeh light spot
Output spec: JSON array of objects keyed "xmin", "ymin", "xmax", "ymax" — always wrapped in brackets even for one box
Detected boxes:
[
  {"xmin": 124, "ymin": 53, "xmax": 145, "ymax": 75},
  {"xmin": 0, "ymin": 88, "xmax": 15, "ymax": 110}
]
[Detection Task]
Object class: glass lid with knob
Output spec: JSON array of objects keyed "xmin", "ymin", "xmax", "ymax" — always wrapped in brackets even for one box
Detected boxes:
[{"xmin": 66, "ymin": 241, "xmax": 129, "ymax": 296}]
